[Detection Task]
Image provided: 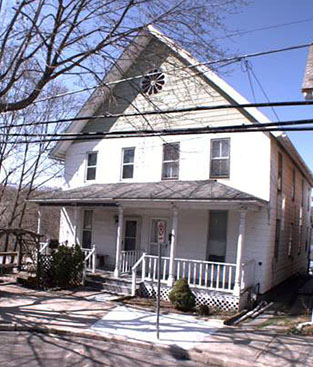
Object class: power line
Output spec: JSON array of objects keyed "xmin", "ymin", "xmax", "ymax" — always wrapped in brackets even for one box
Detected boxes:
[
  {"xmin": 2, "ymin": 99, "xmax": 313, "ymax": 130},
  {"xmin": 11, "ymin": 41, "xmax": 312, "ymax": 108},
  {"xmin": 215, "ymin": 17, "xmax": 313, "ymax": 40},
  {"xmin": 3, "ymin": 127, "xmax": 313, "ymax": 145},
  {"xmin": 2, "ymin": 118, "xmax": 313, "ymax": 144}
]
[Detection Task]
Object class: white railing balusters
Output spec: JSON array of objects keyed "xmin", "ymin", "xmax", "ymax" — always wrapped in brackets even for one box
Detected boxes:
[
  {"xmin": 162, "ymin": 259, "xmax": 167, "ymax": 281},
  {"xmin": 199, "ymin": 263, "xmax": 203, "ymax": 287},
  {"xmin": 120, "ymin": 250, "xmax": 143, "ymax": 274},
  {"xmin": 82, "ymin": 245, "xmax": 96, "ymax": 274},
  {"xmin": 228, "ymin": 266, "xmax": 232, "ymax": 290},
  {"xmin": 177, "ymin": 261, "xmax": 181, "ymax": 280},
  {"xmin": 222, "ymin": 265, "xmax": 226, "ymax": 289},
  {"xmin": 210, "ymin": 264, "xmax": 214, "ymax": 288},
  {"xmin": 131, "ymin": 254, "xmax": 237, "ymax": 295}
]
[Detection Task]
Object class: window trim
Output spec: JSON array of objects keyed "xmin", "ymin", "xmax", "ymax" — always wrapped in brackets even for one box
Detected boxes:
[
  {"xmin": 121, "ymin": 147, "xmax": 135, "ymax": 180},
  {"xmin": 209, "ymin": 138, "xmax": 230, "ymax": 179},
  {"xmin": 161, "ymin": 142, "xmax": 180, "ymax": 180},
  {"xmin": 85, "ymin": 151, "xmax": 98, "ymax": 181},
  {"xmin": 82, "ymin": 209, "xmax": 93, "ymax": 249}
]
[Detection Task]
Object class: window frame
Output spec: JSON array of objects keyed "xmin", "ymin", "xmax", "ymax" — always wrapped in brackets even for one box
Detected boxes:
[
  {"xmin": 161, "ymin": 142, "xmax": 180, "ymax": 180},
  {"xmin": 85, "ymin": 151, "xmax": 98, "ymax": 181},
  {"xmin": 82, "ymin": 209, "xmax": 93, "ymax": 249},
  {"xmin": 209, "ymin": 138, "xmax": 230, "ymax": 179},
  {"xmin": 121, "ymin": 147, "xmax": 135, "ymax": 180}
]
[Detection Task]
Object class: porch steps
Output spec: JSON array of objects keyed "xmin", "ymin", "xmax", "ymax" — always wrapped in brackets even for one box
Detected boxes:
[{"xmin": 85, "ymin": 273, "xmax": 141, "ymax": 296}]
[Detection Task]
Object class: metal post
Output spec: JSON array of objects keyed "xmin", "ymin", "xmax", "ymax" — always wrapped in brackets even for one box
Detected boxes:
[
  {"xmin": 156, "ymin": 242, "xmax": 161, "ymax": 340},
  {"xmin": 168, "ymin": 206, "xmax": 178, "ymax": 286}
]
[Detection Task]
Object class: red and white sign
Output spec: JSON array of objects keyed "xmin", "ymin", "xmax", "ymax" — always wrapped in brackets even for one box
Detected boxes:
[{"xmin": 157, "ymin": 220, "xmax": 166, "ymax": 244}]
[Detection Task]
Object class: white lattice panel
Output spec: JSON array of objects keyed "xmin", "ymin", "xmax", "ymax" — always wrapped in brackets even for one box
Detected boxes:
[{"xmin": 139, "ymin": 282, "xmax": 240, "ymax": 312}]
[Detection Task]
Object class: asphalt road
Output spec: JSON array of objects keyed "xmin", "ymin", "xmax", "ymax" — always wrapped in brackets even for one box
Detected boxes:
[{"xmin": 0, "ymin": 331, "xmax": 208, "ymax": 367}]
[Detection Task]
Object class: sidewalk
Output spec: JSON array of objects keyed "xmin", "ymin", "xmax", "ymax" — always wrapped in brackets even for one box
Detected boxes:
[{"xmin": 0, "ymin": 280, "xmax": 312, "ymax": 367}]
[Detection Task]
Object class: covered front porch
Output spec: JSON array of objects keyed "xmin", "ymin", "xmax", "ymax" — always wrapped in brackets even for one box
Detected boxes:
[{"xmin": 33, "ymin": 180, "xmax": 267, "ymax": 310}]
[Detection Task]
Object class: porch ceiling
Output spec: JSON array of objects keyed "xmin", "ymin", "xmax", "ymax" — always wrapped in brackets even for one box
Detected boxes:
[{"xmin": 30, "ymin": 180, "xmax": 268, "ymax": 208}]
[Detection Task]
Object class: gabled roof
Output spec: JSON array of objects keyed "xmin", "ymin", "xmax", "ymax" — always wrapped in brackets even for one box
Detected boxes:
[
  {"xmin": 50, "ymin": 26, "xmax": 272, "ymax": 161},
  {"xmin": 49, "ymin": 26, "xmax": 313, "ymax": 185},
  {"xmin": 30, "ymin": 180, "xmax": 268, "ymax": 206}
]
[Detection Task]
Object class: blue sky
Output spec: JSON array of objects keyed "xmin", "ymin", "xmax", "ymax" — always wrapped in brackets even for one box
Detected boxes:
[{"xmin": 217, "ymin": 0, "xmax": 313, "ymax": 170}]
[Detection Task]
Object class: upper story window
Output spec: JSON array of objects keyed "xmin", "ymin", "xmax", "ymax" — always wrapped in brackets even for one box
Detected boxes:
[
  {"xmin": 277, "ymin": 152, "xmax": 283, "ymax": 192},
  {"xmin": 86, "ymin": 152, "xmax": 97, "ymax": 181},
  {"xmin": 210, "ymin": 138, "xmax": 230, "ymax": 178},
  {"xmin": 121, "ymin": 148, "xmax": 135, "ymax": 179},
  {"xmin": 308, "ymin": 188, "xmax": 311, "ymax": 211},
  {"xmin": 291, "ymin": 168, "xmax": 296, "ymax": 201},
  {"xmin": 162, "ymin": 143, "xmax": 179, "ymax": 180}
]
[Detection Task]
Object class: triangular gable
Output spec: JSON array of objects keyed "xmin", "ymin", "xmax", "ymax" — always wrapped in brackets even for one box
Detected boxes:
[
  {"xmin": 51, "ymin": 26, "xmax": 274, "ymax": 161},
  {"xmin": 50, "ymin": 26, "xmax": 313, "ymax": 187}
]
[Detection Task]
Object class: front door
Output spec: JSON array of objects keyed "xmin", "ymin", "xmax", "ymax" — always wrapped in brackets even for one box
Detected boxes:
[
  {"xmin": 123, "ymin": 219, "xmax": 140, "ymax": 251},
  {"xmin": 207, "ymin": 211, "xmax": 227, "ymax": 262}
]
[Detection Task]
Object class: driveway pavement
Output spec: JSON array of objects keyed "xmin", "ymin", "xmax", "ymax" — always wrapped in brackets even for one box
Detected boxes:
[{"xmin": 1, "ymin": 279, "xmax": 313, "ymax": 367}]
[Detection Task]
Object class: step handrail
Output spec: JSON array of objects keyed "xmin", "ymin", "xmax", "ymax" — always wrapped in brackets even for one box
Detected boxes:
[{"xmin": 131, "ymin": 252, "xmax": 146, "ymax": 296}]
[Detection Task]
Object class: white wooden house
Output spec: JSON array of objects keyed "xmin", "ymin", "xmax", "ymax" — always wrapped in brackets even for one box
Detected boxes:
[{"xmin": 33, "ymin": 27, "xmax": 313, "ymax": 311}]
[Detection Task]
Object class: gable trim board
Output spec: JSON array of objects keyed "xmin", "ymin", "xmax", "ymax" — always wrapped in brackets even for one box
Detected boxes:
[{"xmin": 50, "ymin": 26, "xmax": 313, "ymax": 185}]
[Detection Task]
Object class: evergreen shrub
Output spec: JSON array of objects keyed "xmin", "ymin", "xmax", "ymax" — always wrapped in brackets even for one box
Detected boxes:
[{"xmin": 168, "ymin": 278, "xmax": 196, "ymax": 312}]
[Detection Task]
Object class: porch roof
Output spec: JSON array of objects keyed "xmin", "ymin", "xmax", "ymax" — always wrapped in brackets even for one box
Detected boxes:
[{"xmin": 31, "ymin": 180, "xmax": 268, "ymax": 207}]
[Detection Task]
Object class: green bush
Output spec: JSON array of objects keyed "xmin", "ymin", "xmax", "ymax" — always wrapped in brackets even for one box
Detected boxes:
[
  {"xmin": 168, "ymin": 278, "xmax": 196, "ymax": 312},
  {"xmin": 197, "ymin": 304, "xmax": 210, "ymax": 316},
  {"xmin": 51, "ymin": 245, "xmax": 84, "ymax": 288}
]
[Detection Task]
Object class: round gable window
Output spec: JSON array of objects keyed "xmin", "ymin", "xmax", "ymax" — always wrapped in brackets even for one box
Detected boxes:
[{"xmin": 141, "ymin": 69, "xmax": 165, "ymax": 95}]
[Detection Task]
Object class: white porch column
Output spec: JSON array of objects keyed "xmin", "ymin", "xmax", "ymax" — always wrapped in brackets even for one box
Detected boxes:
[
  {"xmin": 73, "ymin": 206, "xmax": 79, "ymax": 245},
  {"xmin": 168, "ymin": 206, "xmax": 178, "ymax": 287},
  {"xmin": 37, "ymin": 207, "xmax": 42, "ymax": 234},
  {"xmin": 114, "ymin": 206, "xmax": 124, "ymax": 278},
  {"xmin": 233, "ymin": 209, "xmax": 247, "ymax": 296}
]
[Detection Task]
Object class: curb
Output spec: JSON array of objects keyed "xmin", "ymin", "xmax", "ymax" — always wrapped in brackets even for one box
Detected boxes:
[{"xmin": 0, "ymin": 322, "xmax": 251, "ymax": 367}]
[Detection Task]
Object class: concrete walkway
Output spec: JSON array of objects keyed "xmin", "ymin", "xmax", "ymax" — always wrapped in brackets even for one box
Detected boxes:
[{"xmin": 0, "ymin": 281, "xmax": 312, "ymax": 367}]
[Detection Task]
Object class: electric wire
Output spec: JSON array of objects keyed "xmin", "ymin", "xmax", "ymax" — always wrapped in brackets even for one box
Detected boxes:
[{"xmin": 11, "ymin": 41, "xmax": 312, "ymax": 108}]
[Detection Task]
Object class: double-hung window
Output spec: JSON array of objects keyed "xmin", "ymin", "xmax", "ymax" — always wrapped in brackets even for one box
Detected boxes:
[
  {"xmin": 162, "ymin": 143, "xmax": 179, "ymax": 180},
  {"xmin": 86, "ymin": 152, "xmax": 97, "ymax": 181},
  {"xmin": 121, "ymin": 148, "xmax": 135, "ymax": 179},
  {"xmin": 82, "ymin": 210, "xmax": 93, "ymax": 248},
  {"xmin": 210, "ymin": 138, "xmax": 230, "ymax": 178}
]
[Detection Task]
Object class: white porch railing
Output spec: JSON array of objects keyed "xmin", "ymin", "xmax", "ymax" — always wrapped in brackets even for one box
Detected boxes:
[
  {"xmin": 131, "ymin": 253, "xmax": 237, "ymax": 296},
  {"xmin": 241, "ymin": 259, "xmax": 256, "ymax": 291},
  {"xmin": 120, "ymin": 250, "xmax": 143, "ymax": 274},
  {"xmin": 174, "ymin": 257, "xmax": 236, "ymax": 292},
  {"xmin": 82, "ymin": 245, "xmax": 96, "ymax": 273},
  {"xmin": 39, "ymin": 242, "xmax": 49, "ymax": 255}
]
